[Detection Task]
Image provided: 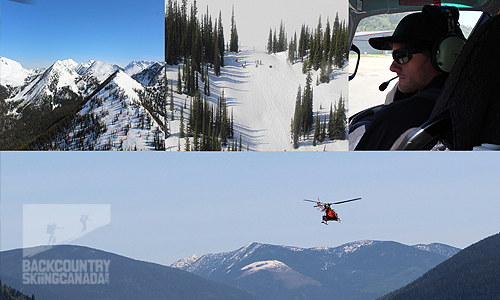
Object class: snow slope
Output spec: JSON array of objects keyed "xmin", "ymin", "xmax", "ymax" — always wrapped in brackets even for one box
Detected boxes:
[
  {"xmin": 165, "ymin": 50, "xmax": 349, "ymax": 151},
  {"xmin": 0, "ymin": 57, "xmax": 34, "ymax": 87},
  {"xmin": 54, "ymin": 69, "xmax": 166, "ymax": 151}
]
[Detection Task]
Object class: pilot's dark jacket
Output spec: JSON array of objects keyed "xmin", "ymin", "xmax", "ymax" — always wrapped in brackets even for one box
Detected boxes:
[{"xmin": 355, "ymin": 74, "xmax": 448, "ymax": 150}]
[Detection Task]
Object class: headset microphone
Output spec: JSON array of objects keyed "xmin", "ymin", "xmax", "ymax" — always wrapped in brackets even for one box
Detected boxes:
[{"xmin": 379, "ymin": 76, "xmax": 399, "ymax": 91}]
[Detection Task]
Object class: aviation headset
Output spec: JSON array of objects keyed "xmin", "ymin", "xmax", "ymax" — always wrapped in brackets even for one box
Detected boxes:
[{"xmin": 425, "ymin": 6, "xmax": 466, "ymax": 73}]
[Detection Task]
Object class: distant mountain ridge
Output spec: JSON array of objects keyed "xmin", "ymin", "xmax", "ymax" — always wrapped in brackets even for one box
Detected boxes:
[
  {"xmin": 379, "ymin": 232, "xmax": 500, "ymax": 300},
  {"xmin": 172, "ymin": 240, "xmax": 460, "ymax": 300},
  {"xmin": 0, "ymin": 245, "xmax": 257, "ymax": 300}
]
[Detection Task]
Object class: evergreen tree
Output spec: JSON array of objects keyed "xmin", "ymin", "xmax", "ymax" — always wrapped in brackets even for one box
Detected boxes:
[
  {"xmin": 323, "ymin": 18, "xmax": 331, "ymax": 63},
  {"xmin": 328, "ymin": 103, "xmax": 335, "ymax": 139},
  {"xmin": 230, "ymin": 108, "xmax": 234, "ymax": 139},
  {"xmin": 288, "ymin": 32, "xmax": 297, "ymax": 64},
  {"xmin": 298, "ymin": 24, "xmax": 308, "ymax": 61},
  {"xmin": 204, "ymin": 67, "xmax": 210, "ymax": 96},
  {"xmin": 230, "ymin": 5, "xmax": 239, "ymax": 52},
  {"xmin": 177, "ymin": 65, "xmax": 182, "ymax": 94},
  {"xmin": 267, "ymin": 29, "xmax": 273, "ymax": 54},
  {"xmin": 165, "ymin": 0, "xmax": 178, "ymax": 65},
  {"xmin": 184, "ymin": 58, "xmax": 191, "ymax": 94},
  {"xmin": 313, "ymin": 111, "xmax": 320, "ymax": 146},
  {"xmin": 320, "ymin": 115, "xmax": 326, "ymax": 142},
  {"xmin": 170, "ymin": 82, "xmax": 175, "ymax": 120},
  {"xmin": 214, "ymin": 21, "xmax": 221, "ymax": 76},
  {"xmin": 312, "ymin": 16, "xmax": 323, "ymax": 71},
  {"xmin": 220, "ymin": 91, "xmax": 229, "ymax": 146},
  {"xmin": 331, "ymin": 94, "xmax": 347, "ymax": 140},
  {"xmin": 278, "ymin": 20, "xmax": 287, "ymax": 52},
  {"xmin": 179, "ymin": 105, "xmax": 185, "ymax": 138},
  {"xmin": 302, "ymin": 71, "xmax": 314, "ymax": 135},
  {"xmin": 273, "ymin": 29, "xmax": 278, "ymax": 54},
  {"xmin": 292, "ymin": 85, "xmax": 302, "ymax": 149},
  {"xmin": 218, "ymin": 12, "xmax": 225, "ymax": 67}
]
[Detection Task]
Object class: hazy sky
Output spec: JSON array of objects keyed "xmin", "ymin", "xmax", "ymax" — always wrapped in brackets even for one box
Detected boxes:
[
  {"xmin": 2, "ymin": 152, "xmax": 500, "ymax": 266},
  {"xmin": 1, "ymin": 0, "xmax": 164, "ymax": 69},
  {"xmin": 195, "ymin": 0, "xmax": 348, "ymax": 51}
]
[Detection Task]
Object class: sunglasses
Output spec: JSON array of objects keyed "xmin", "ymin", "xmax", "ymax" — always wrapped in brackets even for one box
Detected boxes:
[{"xmin": 392, "ymin": 49, "xmax": 423, "ymax": 65}]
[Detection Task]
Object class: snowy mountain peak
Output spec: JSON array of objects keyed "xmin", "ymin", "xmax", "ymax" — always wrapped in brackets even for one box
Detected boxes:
[
  {"xmin": 124, "ymin": 60, "xmax": 157, "ymax": 76},
  {"xmin": 76, "ymin": 60, "xmax": 120, "ymax": 82},
  {"xmin": 242, "ymin": 241, "xmax": 262, "ymax": 250},
  {"xmin": 232, "ymin": 242, "xmax": 262, "ymax": 260},
  {"xmin": 1, "ymin": 57, "xmax": 24, "ymax": 73},
  {"xmin": 412, "ymin": 243, "xmax": 461, "ymax": 258},
  {"xmin": 1, "ymin": 57, "xmax": 32, "ymax": 87},
  {"xmin": 240, "ymin": 260, "xmax": 291, "ymax": 275},
  {"xmin": 53, "ymin": 59, "xmax": 79, "ymax": 72},
  {"xmin": 170, "ymin": 254, "xmax": 200, "ymax": 269},
  {"xmin": 340, "ymin": 240, "xmax": 375, "ymax": 254}
]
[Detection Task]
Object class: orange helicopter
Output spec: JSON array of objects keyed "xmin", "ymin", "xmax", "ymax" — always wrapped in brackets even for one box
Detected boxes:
[{"xmin": 304, "ymin": 198, "xmax": 361, "ymax": 225}]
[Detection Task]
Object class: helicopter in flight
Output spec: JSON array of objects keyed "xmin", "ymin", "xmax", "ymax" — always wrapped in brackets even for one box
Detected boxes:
[{"xmin": 304, "ymin": 198, "xmax": 361, "ymax": 225}]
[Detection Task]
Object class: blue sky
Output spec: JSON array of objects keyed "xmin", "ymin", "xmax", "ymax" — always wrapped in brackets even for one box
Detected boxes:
[
  {"xmin": 2, "ymin": 152, "xmax": 500, "ymax": 265},
  {"xmin": 1, "ymin": 0, "xmax": 164, "ymax": 69}
]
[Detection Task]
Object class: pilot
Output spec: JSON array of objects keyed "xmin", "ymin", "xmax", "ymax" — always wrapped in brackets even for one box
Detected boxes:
[{"xmin": 354, "ymin": 5, "xmax": 466, "ymax": 150}]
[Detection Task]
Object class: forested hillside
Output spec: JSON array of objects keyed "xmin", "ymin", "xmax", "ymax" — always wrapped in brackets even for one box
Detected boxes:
[
  {"xmin": 0, "ymin": 281, "xmax": 34, "ymax": 300},
  {"xmin": 164, "ymin": 0, "xmax": 238, "ymax": 150}
]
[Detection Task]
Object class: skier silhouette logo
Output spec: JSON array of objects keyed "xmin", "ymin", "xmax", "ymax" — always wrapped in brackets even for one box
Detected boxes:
[
  {"xmin": 46, "ymin": 223, "xmax": 63, "ymax": 245},
  {"xmin": 80, "ymin": 214, "xmax": 90, "ymax": 232}
]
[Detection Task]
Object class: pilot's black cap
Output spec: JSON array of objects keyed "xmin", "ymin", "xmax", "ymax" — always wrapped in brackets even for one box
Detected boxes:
[{"xmin": 369, "ymin": 5, "xmax": 465, "ymax": 50}]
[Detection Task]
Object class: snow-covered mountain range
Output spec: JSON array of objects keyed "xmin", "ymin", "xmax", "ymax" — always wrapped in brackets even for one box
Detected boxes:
[
  {"xmin": 172, "ymin": 241, "xmax": 461, "ymax": 300},
  {"xmin": 0, "ymin": 57, "xmax": 165, "ymax": 150}
]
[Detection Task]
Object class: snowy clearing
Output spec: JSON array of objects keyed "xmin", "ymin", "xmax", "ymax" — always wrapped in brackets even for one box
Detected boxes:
[{"xmin": 166, "ymin": 50, "xmax": 349, "ymax": 151}]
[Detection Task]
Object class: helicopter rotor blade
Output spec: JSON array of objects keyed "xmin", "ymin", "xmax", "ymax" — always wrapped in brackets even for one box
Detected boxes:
[
  {"xmin": 303, "ymin": 199, "xmax": 321, "ymax": 204},
  {"xmin": 331, "ymin": 198, "xmax": 362, "ymax": 205}
]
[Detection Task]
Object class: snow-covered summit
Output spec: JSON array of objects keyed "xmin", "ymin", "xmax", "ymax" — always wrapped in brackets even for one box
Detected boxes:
[
  {"xmin": 1, "ymin": 57, "xmax": 34, "ymax": 87},
  {"xmin": 54, "ymin": 59, "xmax": 79, "ymax": 71},
  {"xmin": 170, "ymin": 254, "xmax": 200, "ymax": 269},
  {"xmin": 7, "ymin": 59, "xmax": 80, "ymax": 108},
  {"xmin": 124, "ymin": 60, "xmax": 158, "ymax": 77},
  {"xmin": 76, "ymin": 60, "xmax": 120, "ymax": 82}
]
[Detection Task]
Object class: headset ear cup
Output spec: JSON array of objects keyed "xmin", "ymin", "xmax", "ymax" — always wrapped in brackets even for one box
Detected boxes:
[{"xmin": 434, "ymin": 34, "xmax": 466, "ymax": 73}]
